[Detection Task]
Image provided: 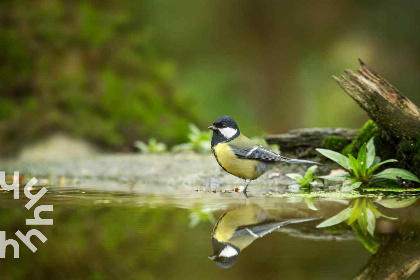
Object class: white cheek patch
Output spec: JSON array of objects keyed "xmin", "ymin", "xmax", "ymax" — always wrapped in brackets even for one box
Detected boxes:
[
  {"xmin": 218, "ymin": 127, "xmax": 238, "ymax": 139},
  {"xmin": 219, "ymin": 245, "xmax": 238, "ymax": 258}
]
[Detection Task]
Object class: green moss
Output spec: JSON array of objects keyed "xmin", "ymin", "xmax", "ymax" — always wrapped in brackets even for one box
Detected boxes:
[
  {"xmin": 395, "ymin": 136, "xmax": 420, "ymax": 177},
  {"xmin": 322, "ymin": 136, "xmax": 348, "ymax": 151},
  {"xmin": 342, "ymin": 120, "xmax": 380, "ymax": 157},
  {"xmin": 341, "ymin": 120, "xmax": 420, "ymax": 178},
  {"xmin": 323, "ymin": 223, "xmax": 349, "ymax": 234},
  {"xmin": 361, "ymin": 187, "xmax": 420, "ymax": 193}
]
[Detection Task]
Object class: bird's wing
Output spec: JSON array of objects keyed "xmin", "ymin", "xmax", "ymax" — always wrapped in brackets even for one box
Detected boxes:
[
  {"xmin": 228, "ymin": 134, "xmax": 320, "ymax": 165},
  {"xmin": 231, "ymin": 217, "xmax": 321, "ymax": 238},
  {"xmin": 230, "ymin": 144, "xmax": 280, "ymax": 162},
  {"xmin": 231, "ymin": 221, "xmax": 288, "ymax": 238}
]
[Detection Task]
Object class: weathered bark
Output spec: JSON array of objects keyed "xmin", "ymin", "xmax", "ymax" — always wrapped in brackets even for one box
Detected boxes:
[
  {"xmin": 354, "ymin": 230, "xmax": 420, "ymax": 280},
  {"xmin": 265, "ymin": 128, "xmax": 358, "ymax": 157},
  {"xmin": 333, "ymin": 59, "xmax": 420, "ymax": 139}
]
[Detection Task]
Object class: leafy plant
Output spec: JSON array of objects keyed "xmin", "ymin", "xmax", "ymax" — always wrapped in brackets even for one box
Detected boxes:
[
  {"xmin": 134, "ymin": 138, "xmax": 167, "ymax": 153},
  {"xmin": 317, "ymin": 198, "xmax": 397, "ymax": 236},
  {"xmin": 286, "ymin": 165, "xmax": 319, "ymax": 188},
  {"xmin": 316, "ymin": 137, "xmax": 420, "ymax": 191},
  {"xmin": 171, "ymin": 124, "xmax": 211, "ymax": 153}
]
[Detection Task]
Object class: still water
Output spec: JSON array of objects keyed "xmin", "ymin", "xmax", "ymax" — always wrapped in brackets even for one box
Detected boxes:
[{"xmin": 0, "ymin": 187, "xmax": 419, "ymax": 280}]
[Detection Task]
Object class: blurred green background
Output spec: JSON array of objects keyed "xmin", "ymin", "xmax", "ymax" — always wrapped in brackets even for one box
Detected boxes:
[{"xmin": 1, "ymin": 0, "xmax": 420, "ymax": 155}]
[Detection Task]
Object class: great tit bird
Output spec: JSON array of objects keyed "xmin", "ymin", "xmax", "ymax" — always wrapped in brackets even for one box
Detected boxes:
[
  {"xmin": 208, "ymin": 116, "xmax": 319, "ymax": 196},
  {"xmin": 208, "ymin": 204, "xmax": 319, "ymax": 268}
]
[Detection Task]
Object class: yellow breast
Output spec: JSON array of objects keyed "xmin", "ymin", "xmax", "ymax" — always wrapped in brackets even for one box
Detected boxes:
[
  {"xmin": 212, "ymin": 143, "xmax": 260, "ymax": 180},
  {"xmin": 214, "ymin": 204, "xmax": 268, "ymax": 243}
]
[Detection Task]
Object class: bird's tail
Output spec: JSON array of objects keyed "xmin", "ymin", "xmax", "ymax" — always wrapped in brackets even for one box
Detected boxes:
[{"xmin": 277, "ymin": 156, "xmax": 321, "ymax": 165}]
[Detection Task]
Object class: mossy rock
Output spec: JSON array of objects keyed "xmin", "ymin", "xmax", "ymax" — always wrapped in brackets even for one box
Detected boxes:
[
  {"xmin": 342, "ymin": 120, "xmax": 380, "ymax": 157},
  {"xmin": 322, "ymin": 136, "xmax": 348, "ymax": 152}
]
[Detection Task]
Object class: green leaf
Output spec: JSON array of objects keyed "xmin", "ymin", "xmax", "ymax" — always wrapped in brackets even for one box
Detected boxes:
[
  {"xmin": 372, "ymin": 168, "xmax": 420, "ymax": 183},
  {"xmin": 376, "ymin": 198, "xmax": 418, "ymax": 209},
  {"xmin": 316, "ymin": 149, "xmax": 351, "ymax": 170},
  {"xmin": 316, "ymin": 207, "xmax": 352, "ymax": 228},
  {"xmin": 351, "ymin": 223, "xmax": 379, "ymax": 254},
  {"xmin": 341, "ymin": 181, "xmax": 362, "ymax": 192},
  {"xmin": 304, "ymin": 165, "xmax": 318, "ymax": 180},
  {"xmin": 366, "ymin": 137, "xmax": 376, "ymax": 168},
  {"xmin": 367, "ymin": 159, "xmax": 398, "ymax": 176},
  {"xmin": 367, "ymin": 203, "xmax": 382, "ymax": 218},
  {"xmin": 348, "ymin": 154, "xmax": 362, "ymax": 178},
  {"xmin": 372, "ymin": 156, "xmax": 381, "ymax": 166},
  {"xmin": 188, "ymin": 123, "xmax": 201, "ymax": 136},
  {"xmin": 304, "ymin": 198, "xmax": 318, "ymax": 211},
  {"xmin": 379, "ymin": 213, "xmax": 398, "ymax": 220},
  {"xmin": 366, "ymin": 203, "xmax": 397, "ymax": 220},
  {"xmin": 318, "ymin": 173, "xmax": 350, "ymax": 182},
  {"xmin": 358, "ymin": 211, "xmax": 368, "ymax": 235},
  {"xmin": 348, "ymin": 200, "xmax": 361, "ymax": 225},
  {"xmin": 357, "ymin": 143, "xmax": 368, "ymax": 174},
  {"xmin": 366, "ymin": 208, "xmax": 376, "ymax": 236},
  {"xmin": 134, "ymin": 141, "xmax": 148, "ymax": 152},
  {"xmin": 286, "ymin": 173, "xmax": 304, "ymax": 183}
]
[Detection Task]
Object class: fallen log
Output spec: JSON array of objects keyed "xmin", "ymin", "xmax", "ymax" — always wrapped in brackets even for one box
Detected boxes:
[{"xmin": 265, "ymin": 128, "xmax": 358, "ymax": 158}]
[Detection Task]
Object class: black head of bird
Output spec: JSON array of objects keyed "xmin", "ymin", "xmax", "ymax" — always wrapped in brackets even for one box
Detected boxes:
[
  {"xmin": 208, "ymin": 238, "xmax": 240, "ymax": 269},
  {"xmin": 208, "ymin": 115, "xmax": 240, "ymax": 147},
  {"xmin": 208, "ymin": 115, "xmax": 320, "ymax": 196}
]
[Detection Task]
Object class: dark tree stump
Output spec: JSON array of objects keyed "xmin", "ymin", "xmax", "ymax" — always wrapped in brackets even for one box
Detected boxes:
[
  {"xmin": 333, "ymin": 59, "xmax": 420, "ymax": 140},
  {"xmin": 354, "ymin": 230, "xmax": 420, "ymax": 280}
]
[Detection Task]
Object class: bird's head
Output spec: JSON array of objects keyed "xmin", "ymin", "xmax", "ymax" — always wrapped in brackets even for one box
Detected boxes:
[
  {"xmin": 208, "ymin": 238, "xmax": 240, "ymax": 269},
  {"xmin": 208, "ymin": 116, "xmax": 240, "ymax": 146}
]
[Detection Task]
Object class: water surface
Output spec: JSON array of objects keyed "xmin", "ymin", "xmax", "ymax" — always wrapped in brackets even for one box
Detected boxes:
[{"xmin": 0, "ymin": 186, "xmax": 418, "ymax": 280}]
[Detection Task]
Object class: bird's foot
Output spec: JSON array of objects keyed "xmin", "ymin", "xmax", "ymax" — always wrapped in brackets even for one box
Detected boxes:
[{"xmin": 234, "ymin": 186, "xmax": 249, "ymax": 198}]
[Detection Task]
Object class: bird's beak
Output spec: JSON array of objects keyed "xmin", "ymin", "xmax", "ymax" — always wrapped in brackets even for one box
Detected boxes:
[
  {"xmin": 208, "ymin": 255, "xmax": 217, "ymax": 260},
  {"xmin": 208, "ymin": 125, "xmax": 217, "ymax": 131}
]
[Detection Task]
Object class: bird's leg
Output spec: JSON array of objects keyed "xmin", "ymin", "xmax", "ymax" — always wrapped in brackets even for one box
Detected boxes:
[{"xmin": 242, "ymin": 179, "xmax": 251, "ymax": 198}]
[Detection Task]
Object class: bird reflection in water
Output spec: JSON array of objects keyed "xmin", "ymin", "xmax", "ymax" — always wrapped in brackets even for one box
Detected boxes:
[{"xmin": 208, "ymin": 204, "xmax": 319, "ymax": 268}]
